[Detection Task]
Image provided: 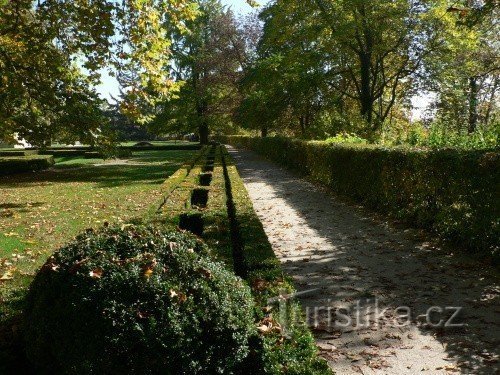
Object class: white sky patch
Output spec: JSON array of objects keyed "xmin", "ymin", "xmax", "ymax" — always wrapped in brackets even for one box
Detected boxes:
[
  {"xmin": 94, "ymin": 68, "xmax": 120, "ymax": 103},
  {"xmin": 411, "ymin": 92, "xmax": 437, "ymax": 121}
]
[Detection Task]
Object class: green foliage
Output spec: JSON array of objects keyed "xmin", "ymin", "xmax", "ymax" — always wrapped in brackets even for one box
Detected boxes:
[
  {"xmin": 422, "ymin": 121, "xmax": 499, "ymax": 150},
  {"xmin": 0, "ymin": 155, "xmax": 54, "ymax": 176},
  {"xmin": 222, "ymin": 136, "xmax": 499, "ymax": 262},
  {"xmin": 232, "ymin": 0, "xmax": 498, "ymax": 143},
  {"xmin": 0, "ymin": 0, "xmax": 200, "ymax": 144},
  {"xmin": 0, "ymin": 0, "xmax": 110, "ymax": 148},
  {"xmin": 23, "ymin": 225, "xmax": 255, "ymax": 374},
  {"xmin": 152, "ymin": 0, "xmax": 244, "ymax": 143},
  {"xmin": 325, "ymin": 133, "xmax": 368, "ymax": 145}
]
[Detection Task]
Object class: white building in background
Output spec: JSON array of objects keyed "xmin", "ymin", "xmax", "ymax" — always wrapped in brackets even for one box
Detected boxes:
[
  {"xmin": 0, "ymin": 134, "xmax": 33, "ymax": 148},
  {"xmin": 13, "ymin": 135, "xmax": 32, "ymax": 148}
]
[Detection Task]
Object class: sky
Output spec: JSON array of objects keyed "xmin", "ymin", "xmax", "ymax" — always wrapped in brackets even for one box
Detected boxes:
[{"xmin": 94, "ymin": 0, "xmax": 269, "ymax": 102}]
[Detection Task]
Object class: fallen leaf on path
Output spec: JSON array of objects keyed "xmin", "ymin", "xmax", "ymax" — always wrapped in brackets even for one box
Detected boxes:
[
  {"xmin": 444, "ymin": 364, "xmax": 460, "ymax": 372},
  {"xmin": 317, "ymin": 342, "xmax": 337, "ymax": 351},
  {"xmin": 346, "ymin": 352, "xmax": 363, "ymax": 362}
]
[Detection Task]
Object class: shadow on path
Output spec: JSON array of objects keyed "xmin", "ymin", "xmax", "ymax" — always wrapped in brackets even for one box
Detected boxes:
[{"xmin": 229, "ymin": 147, "xmax": 499, "ymax": 375}]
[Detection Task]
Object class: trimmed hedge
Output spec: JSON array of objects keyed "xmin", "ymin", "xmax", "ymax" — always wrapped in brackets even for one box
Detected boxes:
[
  {"xmin": 221, "ymin": 147, "xmax": 331, "ymax": 374},
  {"xmin": 39, "ymin": 149, "xmax": 90, "ymax": 157},
  {"xmin": 36, "ymin": 144, "xmax": 200, "ymax": 158},
  {"xmin": 156, "ymin": 146, "xmax": 331, "ymax": 374},
  {"xmin": 0, "ymin": 150, "xmax": 39, "ymax": 156},
  {"xmin": 24, "ymin": 225, "xmax": 255, "ymax": 374},
  {"xmin": 157, "ymin": 146, "xmax": 235, "ymax": 267},
  {"xmin": 126, "ymin": 144, "xmax": 201, "ymax": 151},
  {"xmin": 0, "ymin": 155, "xmax": 55, "ymax": 176},
  {"xmin": 220, "ymin": 136, "xmax": 500, "ymax": 260}
]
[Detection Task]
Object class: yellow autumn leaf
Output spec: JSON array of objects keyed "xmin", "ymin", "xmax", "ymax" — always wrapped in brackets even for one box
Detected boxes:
[
  {"xmin": 89, "ymin": 268, "xmax": 104, "ymax": 279},
  {"xmin": 0, "ymin": 270, "xmax": 15, "ymax": 281}
]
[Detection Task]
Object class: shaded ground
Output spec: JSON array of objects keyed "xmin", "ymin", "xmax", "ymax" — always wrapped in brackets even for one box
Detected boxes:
[{"xmin": 229, "ymin": 146, "xmax": 499, "ymax": 375}]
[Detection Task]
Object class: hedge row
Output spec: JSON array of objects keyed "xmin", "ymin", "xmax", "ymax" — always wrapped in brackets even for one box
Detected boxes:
[
  {"xmin": 125, "ymin": 144, "xmax": 201, "ymax": 151},
  {"xmin": 221, "ymin": 147, "xmax": 331, "ymax": 374},
  {"xmin": 220, "ymin": 136, "xmax": 499, "ymax": 260},
  {"xmin": 2, "ymin": 143, "xmax": 201, "ymax": 158},
  {"xmin": 0, "ymin": 155, "xmax": 55, "ymax": 176},
  {"xmin": 158, "ymin": 146, "xmax": 234, "ymax": 266},
  {"xmin": 157, "ymin": 145, "xmax": 330, "ymax": 374},
  {"xmin": 157, "ymin": 146, "xmax": 209, "ymax": 206},
  {"xmin": 0, "ymin": 150, "xmax": 39, "ymax": 157},
  {"xmin": 38, "ymin": 149, "xmax": 133, "ymax": 158},
  {"xmin": 37, "ymin": 144, "xmax": 201, "ymax": 156}
]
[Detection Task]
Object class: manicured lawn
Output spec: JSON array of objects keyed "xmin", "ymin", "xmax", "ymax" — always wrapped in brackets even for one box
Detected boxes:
[
  {"xmin": 120, "ymin": 140, "xmax": 196, "ymax": 147},
  {"xmin": 0, "ymin": 150, "xmax": 196, "ymax": 320}
]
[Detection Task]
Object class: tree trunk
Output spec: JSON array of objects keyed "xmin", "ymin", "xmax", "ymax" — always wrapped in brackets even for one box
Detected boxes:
[
  {"xmin": 359, "ymin": 51, "xmax": 373, "ymax": 126},
  {"xmin": 261, "ymin": 126, "xmax": 268, "ymax": 137},
  {"xmin": 468, "ymin": 76, "xmax": 478, "ymax": 134},
  {"xmin": 199, "ymin": 121, "xmax": 209, "ymax": 145},
  {"xmin": 484, "ymin": 77, "xmax": 498, "ymax": 127},
  {"xmin": 197, "ymin": 101, "xmax": 209, "ymax": 144},
  {"xmin": 299, "ymin": 116, "xmax": 306, "ymax": 135}
]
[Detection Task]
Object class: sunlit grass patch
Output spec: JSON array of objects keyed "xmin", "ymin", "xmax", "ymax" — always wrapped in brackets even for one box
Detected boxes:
[{"xmin": 0, "ymin": 149, "xmax": 196, "ymax": 320}]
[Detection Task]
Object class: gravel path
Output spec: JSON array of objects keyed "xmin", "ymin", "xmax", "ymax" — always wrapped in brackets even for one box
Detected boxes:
[{"xmin": 228, "ymin": 146, "xmax": 499, "ymax": 375}]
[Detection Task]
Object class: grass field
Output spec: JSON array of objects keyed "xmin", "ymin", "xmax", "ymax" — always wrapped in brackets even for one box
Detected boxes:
[{"xmin": 0, "ymin": 149, "xmax": 196, "ymax": 321}]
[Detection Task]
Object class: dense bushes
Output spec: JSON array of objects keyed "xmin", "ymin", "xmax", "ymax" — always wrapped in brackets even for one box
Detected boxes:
[
  {"xmin": 0, "ymin": 155, "xmax": 54, "ymax": 176},
  {"xmin": 221, "ymin": 136, "xmax": 499, "ymax": 260},
  {"xmin": 23, "ymin": 225, "xmax": 256, "ymax": 374}
]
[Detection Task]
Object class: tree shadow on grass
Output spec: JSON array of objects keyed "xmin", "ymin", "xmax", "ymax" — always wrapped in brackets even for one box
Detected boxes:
[
  {"xmin": 0, "ymin": 150, "xmax": 197, "ymax": 189},
  {"xmin": 0, "ymin": 203, "xmax": 46, "ymax": 217},
  {"xmin": 0, "ymin": 293, "xmax": 34, "ymax": 375},
  {"xmin": 0, "ymin": 164, "xmax": 180, "ymax": 189},
  {"xmin": 230, "ymin": 148, "xmax": 499, "ymax": 375}
]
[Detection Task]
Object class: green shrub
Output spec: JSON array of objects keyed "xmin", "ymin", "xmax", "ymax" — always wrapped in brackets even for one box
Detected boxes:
[
  {"xmin": 221, "ymin": 136, "xmax": 499, "ymax": 261},
  {"xmin": 325, "ymin": 132, "xmax": 368, "ymax": 145},
  {"xmin": 23, "ymin": 225, "xmax": 256, "ymax": 374},
  {"xmin": 0, "ymin": 155, "xmax": 54, "ymax": 176},
  {"xmin": 121, "ymin": 144, "xmax": 201, "ymax": 151},
  {"xmin": 39, "ymin": 149, "xmax": 89, "ymax": 157},
  {"xmin": 422, "ymin": 121, "xmax": 499, "ymax": 150}
]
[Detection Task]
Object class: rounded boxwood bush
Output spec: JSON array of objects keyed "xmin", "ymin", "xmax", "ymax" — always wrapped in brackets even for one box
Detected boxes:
[{"xmin": 24, "ymin": 225, "xmax": 255, "ymax": 374}]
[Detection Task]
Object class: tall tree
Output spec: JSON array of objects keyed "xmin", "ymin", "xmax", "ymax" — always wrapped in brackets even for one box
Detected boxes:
[
  {"xmin": 154, "ymin": 0, "xmax": 246, "ymax": 144},
  {"xmin": 432, "ymin": 0, "xmax": 500, "ymax": 133},
  {"xmin": 0, "ymin": 0, "xmax": 199, "ymax": 146}
]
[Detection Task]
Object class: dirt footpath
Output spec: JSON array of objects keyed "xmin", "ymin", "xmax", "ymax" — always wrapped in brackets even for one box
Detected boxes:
[{"xmin": 228, "ymin": 146, "xmax": 499, "ymax": 375}]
